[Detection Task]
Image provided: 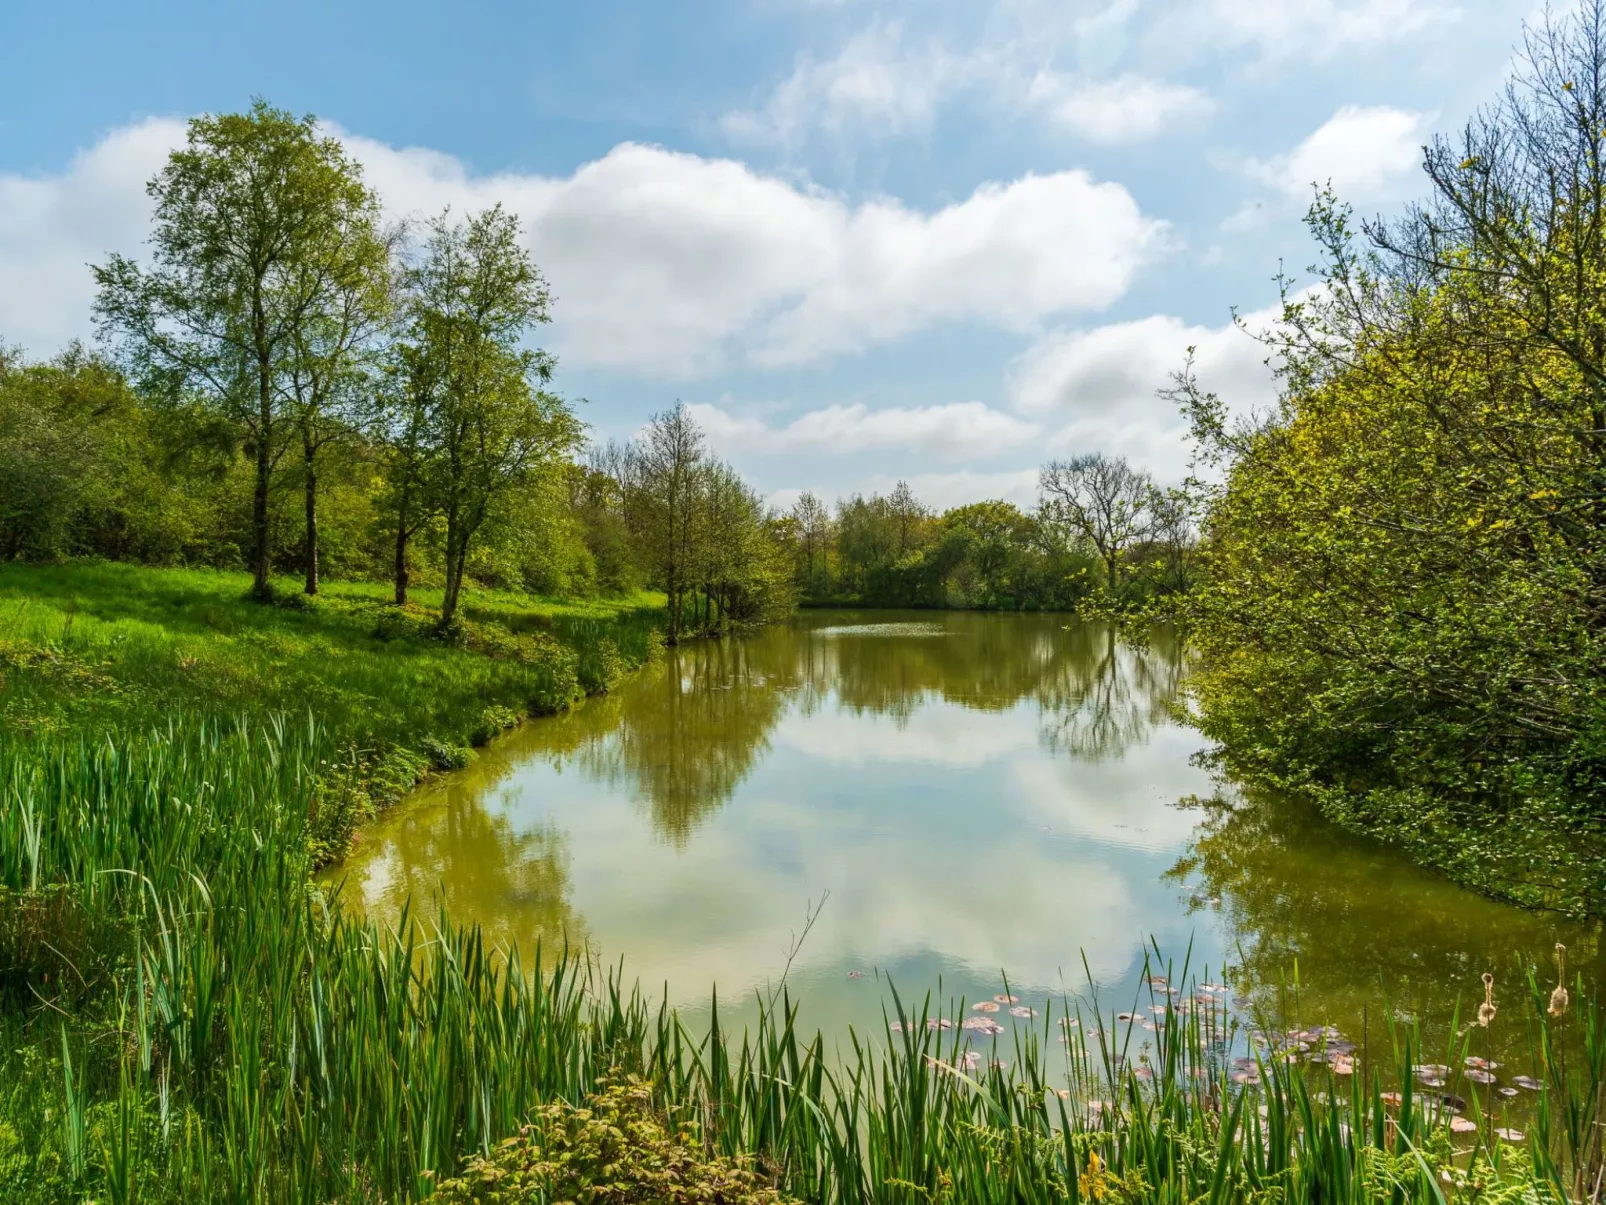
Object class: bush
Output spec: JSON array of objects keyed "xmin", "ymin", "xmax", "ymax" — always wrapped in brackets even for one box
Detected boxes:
[
  {"xmin": 471, "ymin": 703, "xmax": 520, "ymax": 746},
  {"xmin": 428, "ymin": 1077, "xmax": 794, "ymax": 1205},
  {"xmin": 421, "ymin": 737, "xmax": 473, "ymax": 772}
]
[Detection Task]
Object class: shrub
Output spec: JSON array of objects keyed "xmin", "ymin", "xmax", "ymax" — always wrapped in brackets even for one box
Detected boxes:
[{"xmin": 428, "ymin": 1077, "xmax": 794, "ymax": 1205}]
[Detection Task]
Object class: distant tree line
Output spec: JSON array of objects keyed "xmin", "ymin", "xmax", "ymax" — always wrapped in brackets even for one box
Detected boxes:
[
  {"xmin": 780, "ymin": 454, "xmax": 1194, "ymax": 611},
  {"xmin": 0, "ymin": 101, "xmax": 794, "ymax": 639}
]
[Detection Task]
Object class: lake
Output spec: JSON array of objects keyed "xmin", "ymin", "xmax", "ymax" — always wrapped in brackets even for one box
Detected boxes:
[{"xmin": 331, "ymin": 611, "xmax": 1598, "ymax": 1066}]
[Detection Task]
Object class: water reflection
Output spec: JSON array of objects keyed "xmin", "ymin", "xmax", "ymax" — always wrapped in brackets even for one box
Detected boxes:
[
  {"xmin": 1169, "ymin": 789, "xmax": 1602, "ymax": 1036},
  {"xmin": 331, "ymin": 610, "xmax": 1599, "ymax": 1047}
]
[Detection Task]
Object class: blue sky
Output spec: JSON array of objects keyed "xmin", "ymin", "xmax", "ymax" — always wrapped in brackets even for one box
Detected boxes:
[{"xmin": 1, "ymin": 0, "xmax": 1537, "ymax": 508}]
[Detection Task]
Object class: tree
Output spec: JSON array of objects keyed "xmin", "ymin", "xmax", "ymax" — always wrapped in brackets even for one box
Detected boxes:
[
  {"xmin": 399, "ymin": 206, "xmax": 581, "ymax": 631},
  {"xmin": 1170, "ymin": 1, "xmax": 1606, "ymax": 910},
  {"xmin": 790, "ymin": 491, "xmax": 832, "ymax": 595},
  {"xmin": 1038, "ymin": 454, "xmax": 1154, "ymax": 590},
  {"xmin": 286, "ymin": 215, "xmax": 397, "ymax": 594},
  {"xmin": 94, "ymin": 100, "xmax": 385, "ymax": 600},
  {"xmin": 888, "ymin": 479, "xmax": 928, "ymax": 556},
  {"xmin": 625, "ymin": 404, "xmax": 706, "ymax": 643}
]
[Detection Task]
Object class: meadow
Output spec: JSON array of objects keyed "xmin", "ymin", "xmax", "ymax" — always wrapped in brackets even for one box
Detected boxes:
[{"xmin": 1, "ymin": 562, "xmax": 1602, "ymax": 1202}]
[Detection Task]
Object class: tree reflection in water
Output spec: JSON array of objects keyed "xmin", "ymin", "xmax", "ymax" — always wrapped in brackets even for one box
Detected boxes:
[
  {"xmin": 1168, "ymin": 786, "xmax": 1601, "ymax": 1063},
  {"xmin": 557, "ymin": 613, "xmax": 1185, "ymax": 843},
  {"xmin": 341, "ymin": 734, "xmax": 588, "ymax": 953}
]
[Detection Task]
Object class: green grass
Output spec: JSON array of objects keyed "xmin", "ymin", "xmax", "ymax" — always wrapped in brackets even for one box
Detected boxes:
[
  {"xmin": 0, "ymin": 562, "xmax": 1599, "ymax": 1203},
  {"xmin": 0, "ymin": 562, "xmax": 665, "ymax": 862}
]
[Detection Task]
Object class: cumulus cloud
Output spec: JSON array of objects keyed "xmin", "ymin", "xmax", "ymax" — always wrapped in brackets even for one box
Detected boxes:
[
  {"xmin": 1249, "ymin": 104, "xmax": 1432, "ymax": 200},
  {"xmin": 0, "ymin": 118, "xmax": 184, "ymax": 355},
  {"xmin": 1009, "ymin": 307, "xmax": 1282, "ymax": 481},
  {"xmin": 688, "ymin": 399, "xmax": 1040, "ymax": 459},
  {"xmin": 1, "ymin": 120, "xmax": 1165, "ymax": 375}
]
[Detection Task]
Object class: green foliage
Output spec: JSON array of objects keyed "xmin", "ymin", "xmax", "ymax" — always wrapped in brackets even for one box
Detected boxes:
[
  {"xmin": 1179, "ymin": 8, "xmax": 1606, "ymax": 914},
  {"xmin": 429, "ymin": 1077, "xmax": 794, "ymax": 1205},
  {"xmin": 794, "ymin": 488, "xmax": 1109, "ymax": 611}
]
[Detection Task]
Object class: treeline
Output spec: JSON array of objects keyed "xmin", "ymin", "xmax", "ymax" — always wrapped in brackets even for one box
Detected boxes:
[
  {"xmin": 0, "ymin": 101, "xmax": 791, "ymax": 640},
  {"xmin": 1180, "ymin": 4, "xmax": 1606, "ymax": 913},
  {"xmin": 781, "ymin": 455, "xmax": 1193, "ymax": 610}
]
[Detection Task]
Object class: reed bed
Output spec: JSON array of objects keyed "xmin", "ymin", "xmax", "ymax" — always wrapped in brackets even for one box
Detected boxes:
[{"xmin": 2, "ymin": 716, "xmax": 1602, "ymax": 1203}]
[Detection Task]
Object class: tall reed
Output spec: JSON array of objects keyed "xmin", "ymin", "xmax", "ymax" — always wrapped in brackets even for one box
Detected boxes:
[{"xmin": 2, "ymin": 717, "xmax": 1599, "ymax": 1202}]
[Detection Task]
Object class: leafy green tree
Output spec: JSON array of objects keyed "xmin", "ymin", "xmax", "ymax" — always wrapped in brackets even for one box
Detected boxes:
[
  {"xmin": 397, "ymin": 206, "xmax": 581, "ymax": 631},
  {"xmin": 94, "ymin": 100, "xmax": 387, "ymax": 599},
  {"xmin": 1174, "ymin": 2, "xmax": 1606, "ymax": 909}
]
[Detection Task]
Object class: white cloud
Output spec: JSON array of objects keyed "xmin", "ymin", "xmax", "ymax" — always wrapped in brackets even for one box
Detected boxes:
[
  {"xmin": 1027, "ymin": 72, "xmax": 1212, "ymax": 143},
  {"xmin": 355, "ymin": 138, "xmax": 1165, "ymax": 372},
  {"xmin": 2, "ymin": 120, "xmax": 1165, "ymax": 374},
  {"xmin": 689, "ymin": 399, "xmax": 1040, "ymax": 458},
  {"xmin": 721, "ymin": 20, "xmax": 968, "ymax": 147},
  {"xmin": 1192, "ymin": 0, "xmax": 1457, "ymax": 61},
  {"xmin": 1249, "ymin": 104, "xmax": 1433, "ymax": 200},
  {"xmin": 0, "ymin": 118, "xmax": 184, "ymax": 355},
  {"xmin": 722, "ymin": 15, "xmax": 1209, "ymax": 149},
  {"xmin": 1009, "ymin": 307, "xmax": 1282, "ymax": 481}
]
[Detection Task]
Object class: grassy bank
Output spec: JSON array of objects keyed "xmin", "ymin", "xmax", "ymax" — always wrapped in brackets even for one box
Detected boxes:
[{"xmin": 0, "ymin": 562, "xmax": 664, "ymax": 862}]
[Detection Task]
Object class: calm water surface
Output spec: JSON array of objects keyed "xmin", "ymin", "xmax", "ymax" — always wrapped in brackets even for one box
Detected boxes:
[{"xmin": 332, "ymin": 612, "xmax": 1600, "ymax": 1062}]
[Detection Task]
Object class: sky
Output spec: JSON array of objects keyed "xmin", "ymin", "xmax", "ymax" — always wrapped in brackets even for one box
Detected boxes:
[{"xmin": 0, "ymin": 0, "xmax": 1540, "ymax": 510}]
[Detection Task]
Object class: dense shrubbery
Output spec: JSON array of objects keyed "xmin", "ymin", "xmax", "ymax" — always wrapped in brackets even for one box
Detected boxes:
[{"xmin": 1181, "ymin": 7, "xmax": 1606, "ymax": 913}]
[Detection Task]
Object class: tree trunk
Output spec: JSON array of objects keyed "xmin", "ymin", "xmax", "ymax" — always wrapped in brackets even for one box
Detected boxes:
[
  {"xmin": 251, "ymin": 406, "xmax": 273, "ymax": 600},
  {"xmin": 439, "ymin": 511, "xmax": 464, "ymax": 631},
  {"xmin": 250, "ymin": 336, "xmax": 274, "ymax": 601},
  {"xmin": 393, "ymin": 488, "xmax": 411, "ymax": 606},
  {"xmin": 302, "ymin": 427, "xmax": 319, "ymax": 596}
]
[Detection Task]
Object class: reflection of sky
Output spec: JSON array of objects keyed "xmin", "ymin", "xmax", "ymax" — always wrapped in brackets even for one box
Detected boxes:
[{"xmin": 341, "ymin": 619, "xmax": 1232, "ymax": 1041}]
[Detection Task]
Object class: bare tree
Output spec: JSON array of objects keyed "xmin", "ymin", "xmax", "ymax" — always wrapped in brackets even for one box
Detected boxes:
[{"xmin": 1039, "ymin": 453, "xmax": 1154, "ymax": 590}]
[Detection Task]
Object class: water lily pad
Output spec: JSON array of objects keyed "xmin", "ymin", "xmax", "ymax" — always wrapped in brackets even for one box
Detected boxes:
[
  {"xmin": 1009, "ymin": 1006, "xmax": 1037, "ymax": 1019},
  {"xmin": 994, "ymin": 994, "xmax": 1020, "ymax": 1004},
  {"xmin": 1229, "ymin": 1070, "xmax": 1262, "ymax": 1086},
  {"xmin": 1497, "ymin": 1086, "xmax": 1518, "ymax": 1098},
  {"xmin": 1449, "ymin": 1116, "xmax": 1479, "ymax": 1134},
  {"xmin": 972, "ymin": 1001, "xmax": 1001, "ymax": 1013},
  {"xmin": 1464, "ymin": 1056, "xmax": 1500, "ymax": 1072},
  {"xmin": 1494, "ymin": 1127, "xmax": 1525, "ymax": 1143},
  {"xmin": 1331, "ymin": 1055, "xmax": 1356, "ymax": 1076},
  {"xmin": 847, "ymin": 970, "xmax": 864, "ymax": 979},
  {"xmin": 1511, "ymin": 1075, "xmax": 1545, "ymax": 1091},
  {"xmin": 1464, "ymin": 1068, "xmax": 1497, "ymax": 1085}
]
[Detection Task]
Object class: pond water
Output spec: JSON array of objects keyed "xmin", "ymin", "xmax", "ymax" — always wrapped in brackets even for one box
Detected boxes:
[{"xmin": 331, "ymin": 611, "xmax": 1599, "ymax": 1072}]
